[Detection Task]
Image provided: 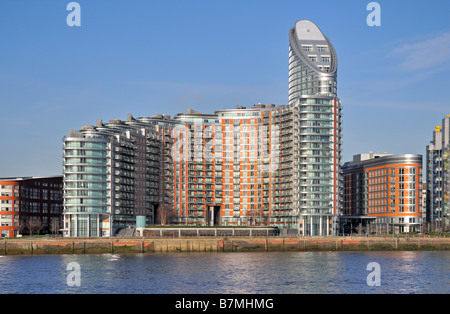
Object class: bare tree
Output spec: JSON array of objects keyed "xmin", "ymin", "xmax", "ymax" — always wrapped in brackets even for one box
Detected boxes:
[
  {"xmin": 35, "ymin": 218, "xmax": 44, "ymax": 235},
  {"xmin": 259, "ymin": 209, "xmax": 270, "ymax": 226},
  {"xmin": 379, "ymin": 224, "xmax": 388, "ymax": 236},
  {"xmin": 355, "ymin": 225, "xmax": 365, "ymax": 235},
  {"xmin": 50, "ymin": 218, "xmax": 61, "ymax": 236},
  {"xmin": 420, "ymin": 222, "xmax": 428, "ymax": 234},
  {"xmin": 26, "ymin": 218, "xmax": 37, "ymax": 236},
  {"xmin": 26, "ymin": 217, "xmax": 43, "ymax": 236},
  {"xmin": 247, "ymin": 210, "xmax": 257, "ymax": 226},
  {"xmin": 17, "ymin": 219, "xmax": 26, "ymax": 237},
  {"xmin": 159, "ymin": 204, "xmax": 174, "ymax": 226}
]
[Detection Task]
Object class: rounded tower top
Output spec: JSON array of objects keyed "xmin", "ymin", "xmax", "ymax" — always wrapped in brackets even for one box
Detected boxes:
[
  {"xmin": 294, "ymin": 20, "xmax": 328, "ymax": 42},
  {"xmin": 288, "ymin": 20, "xmax": 338, "ymax": 103}
]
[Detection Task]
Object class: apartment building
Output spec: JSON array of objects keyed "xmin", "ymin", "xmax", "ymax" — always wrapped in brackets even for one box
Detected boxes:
[
  {"xmin": 0, "ymin": 176, "xmax": 63, "ymax": 238},
  {"xmin": 62, "ymin": 115, "xmax": 175, "ymax": 237},
  {"xmin": 63, "ymin": 95, "xmax": 341, "ymax": 236},
  {"xmin": 426, "ymin": 115, "xmax": 450, "ymax": 230},
  {"xmin": 342, "ymin": 153, "xmax": 423, "ymax": 234},
  {"xmin": 172, "ymin": 98, "xmax": 342, "ymax": 235},
  {"xmin": 62, "ymin": 19, "xmax": 342, "ymax": 237}
]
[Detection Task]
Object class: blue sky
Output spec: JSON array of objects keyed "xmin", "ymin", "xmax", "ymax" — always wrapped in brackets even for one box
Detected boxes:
[{"xmin": 1, "ymin": 0, "xmax": 450, "ymax": 177}]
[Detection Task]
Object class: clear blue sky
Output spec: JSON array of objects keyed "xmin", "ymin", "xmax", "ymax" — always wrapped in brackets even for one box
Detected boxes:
[{"xmin": 1, "ymin": 0, "xmax": 450, "ymax": 177}]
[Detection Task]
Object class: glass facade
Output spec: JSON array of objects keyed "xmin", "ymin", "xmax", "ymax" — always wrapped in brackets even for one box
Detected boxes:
[
  {"xmin": 63, "ymin": 118, "xmax": 170, "ymax": 237},
  {"xmin": 294, "ymin": 97, "xmax": 341, "ymax": 235},
  {"xmin": 426, "ymin": 117, "xmax": 450, "ymax": 230},
  {"xmin": 288, "ymin": 20, "xmax": 338, "ymax": 105},
  {"xmin": 287, "ymin": 20, "xmax": 341, "ymax": 235},
  {"xmin": 63, "ymin": 135, "xmax": 111, "ymax": 237}
]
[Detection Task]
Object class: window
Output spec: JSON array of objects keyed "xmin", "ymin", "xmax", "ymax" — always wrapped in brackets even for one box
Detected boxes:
[
  {"xmin": 308, "ymin": 55, "xmax": 318, "ymax": 62},
  {"xmin": 321, "ymin": 56, "xmax": 331, "ymax": 63},
  {"xmin": 317, "ymin": 46, "xmax": 329, "ymax": 52},
  {"xmin": 302, "ymin": 45, "xmax": 314, "ymax": 52}
]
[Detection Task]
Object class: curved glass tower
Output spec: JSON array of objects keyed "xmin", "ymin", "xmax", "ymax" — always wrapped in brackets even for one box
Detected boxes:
[
  {"xmin": 289, "ymin": 20, "xmax": 342, "ymax": 235},
  {"xmin": 63, "ymin": 131, "xmax": 111, "ymax": 237},
  {"xmin": 289, "ymin": 20, "xmax": 338, "ymax": 104}
]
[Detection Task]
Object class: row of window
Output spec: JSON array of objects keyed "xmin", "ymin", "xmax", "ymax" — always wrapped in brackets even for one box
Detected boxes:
[
  {"xmin": 301, "ymin": 45, "xmax": 330, "ymax": 52},
  {"xmin": 367, "ymin": 167, "xmax": 422, "ymax": 177},
  {"xmin": 308, "ymin": 55, "xmax": 331, "ymax": 63},
  {"xmin": 368, "ymin": 205, "xmax": 420, "ymax": 214}
]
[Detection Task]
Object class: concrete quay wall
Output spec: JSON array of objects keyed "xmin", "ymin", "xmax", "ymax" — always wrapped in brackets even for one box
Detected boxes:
[{"xmin": 1, "ymin": 237, "xmax": 450, "ymax": 255}]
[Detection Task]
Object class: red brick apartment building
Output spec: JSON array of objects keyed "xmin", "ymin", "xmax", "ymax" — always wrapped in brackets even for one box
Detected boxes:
[
  {"xmin": 342, "ymin": 153, "xmax": 423, "ymax": 234},
  {"xmin": 0, "ymin": 176, "xmax": 63, "ymax": 238}
]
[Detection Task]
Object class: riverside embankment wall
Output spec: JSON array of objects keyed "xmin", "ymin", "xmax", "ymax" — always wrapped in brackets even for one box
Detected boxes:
[{"xmin": 1, "ymin": 237, "xmax": 450, "ymax": 255}]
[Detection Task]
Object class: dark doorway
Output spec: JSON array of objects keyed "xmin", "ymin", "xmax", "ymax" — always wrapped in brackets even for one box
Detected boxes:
[
  {"xmin": 213, "ymin": 206, "xmax": 221, "ymax": 226},
  {"xmin": 206, "ymin": 206, "xmax": 221, "ymax": 226},
  {"xmin": 153, "ymin": 203, "xmax": 161, "ymax": 225}
]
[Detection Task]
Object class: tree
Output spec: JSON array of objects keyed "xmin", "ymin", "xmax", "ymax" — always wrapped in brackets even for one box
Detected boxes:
[
  {"xmin": 259, "ymin": 209, "xmax": 270, "ymax": 226},
  {"xmin": 159, "ymin": 204, "xmax": 174, "ymax": 226},
  {"xmin": 50, "ymin": 218, "xmax": 61, "ymax": 236},
  {"xmin": 17, "ymin": 219, "xmax": 26, "ymax": 237},
  {"xmin": 247, "ymin": 210, "xmax": 257, "ymax": 226},
  {"xmin": 26, "ymin": 218, "xmax": 37, "ymax": 236},
  {"xmin": 355, "ymin": 224, "xmax": 365, "ymax": 235},
  {"xmin": 420, "ymin": 222, "xmax": 429, "ymax": 234},
  {"xmin": 379, "ymin": 224, "xmax": 388, "ymax": 236},
  {"xmin": 34, "ymin": 218, "xmax": 44, "ymax": 235},
  {"xmin": 26, "ymin": 217, "xmax": 43, "ymax": 236}
]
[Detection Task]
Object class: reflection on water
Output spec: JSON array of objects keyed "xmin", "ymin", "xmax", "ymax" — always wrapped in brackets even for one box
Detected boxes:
[{"xmin": 0, "ymin": 251, "xmax": 448, "ymax": 294}]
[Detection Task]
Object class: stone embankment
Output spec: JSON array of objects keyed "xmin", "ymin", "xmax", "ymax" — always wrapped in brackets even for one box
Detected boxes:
[{"xmin": 1, "ymin": 236, "xmax": 450, "ymax": 255}]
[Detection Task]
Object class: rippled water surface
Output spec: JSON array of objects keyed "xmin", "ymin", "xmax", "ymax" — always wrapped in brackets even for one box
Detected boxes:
[{"xmin": 0, "ymin": 251, "xmax": 448, "ymax": 294}]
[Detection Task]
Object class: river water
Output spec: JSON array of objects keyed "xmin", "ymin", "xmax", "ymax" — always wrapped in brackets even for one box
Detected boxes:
[{"xmin": 0, "ymin": 251, "xmax": 448, "ymax": 294}]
